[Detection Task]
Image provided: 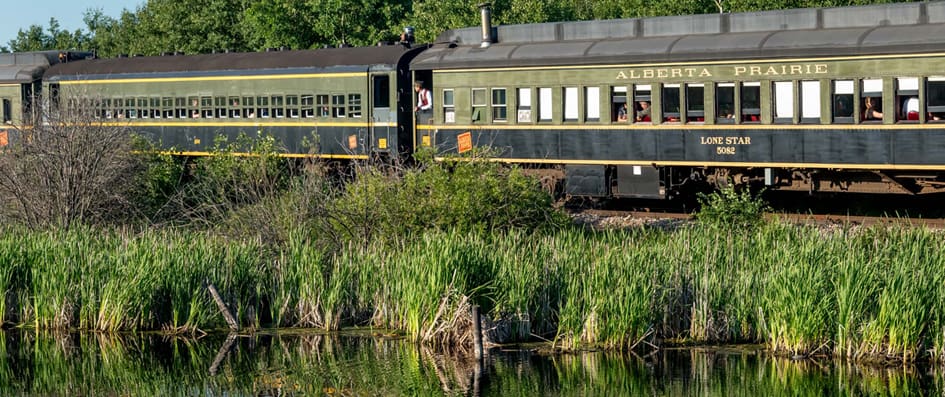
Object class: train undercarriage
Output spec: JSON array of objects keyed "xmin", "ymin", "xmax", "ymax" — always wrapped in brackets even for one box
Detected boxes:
[{"xmin": 525, "ymin": 164, "xmax": 945, "ymax": 200}]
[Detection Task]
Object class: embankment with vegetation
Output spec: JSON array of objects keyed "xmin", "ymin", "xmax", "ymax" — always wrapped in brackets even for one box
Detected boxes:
[{"xmin": 1, "ymin": 129, "xmax": 943, "ymax": 364}]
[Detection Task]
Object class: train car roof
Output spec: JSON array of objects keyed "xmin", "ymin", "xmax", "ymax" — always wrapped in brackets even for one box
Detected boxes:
[
  {"xmin": 412, "ymin": 1, "xmax": 945, "ymax": 70},
  {"xmin": 0, "ymin": 51, "xmax": 73, "ymax": 83},
  {"xmin": 44, "ymin": 45, "xmax": 417, "ymax": 81}
]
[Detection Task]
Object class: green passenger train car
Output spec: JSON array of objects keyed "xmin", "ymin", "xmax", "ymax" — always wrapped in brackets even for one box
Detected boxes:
[
  {"xmin": 0, "ymin": 51, "xmax": 85, "ymax": 144},
  {"xmin": 411, "ymin": 1, "xmax": 945, "ymax": 198},
  {"xmin": 42, "ymin": 45, "xmax": 426, "ymax": 160}
]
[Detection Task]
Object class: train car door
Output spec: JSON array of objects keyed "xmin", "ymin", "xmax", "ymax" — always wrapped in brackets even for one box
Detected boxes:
[
  {"xmin": 371, "ymin": 73, "xmax": 393, "ymax": 157},
  {"xmin": 412, "ymin": 70, "xmax": 433, "ymax": 150}
]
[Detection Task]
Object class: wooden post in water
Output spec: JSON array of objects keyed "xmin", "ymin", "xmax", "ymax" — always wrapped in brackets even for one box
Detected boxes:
[
  {"xmin": 472, "ymin": 305, "xmax": 483, "ymax": 360},
  {"xmin": 206, "ymin": 280, "xmax": 239, "ymax": 331}
]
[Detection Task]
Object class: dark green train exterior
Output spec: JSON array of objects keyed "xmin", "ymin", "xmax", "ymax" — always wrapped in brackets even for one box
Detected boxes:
[
  {"xmin": 411, "ymin": 1, "xmax": 945, "ymax": 197},
  {"xmin": 43, "ymin": 45, "xmax": 426, "ymax": 160}
]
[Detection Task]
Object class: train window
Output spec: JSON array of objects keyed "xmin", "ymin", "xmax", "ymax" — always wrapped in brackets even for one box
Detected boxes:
[
  {"xmin": 633, "ymin": 85, "xmax": 651, "ymax": 123},
  {"xmin": 662, "ymin": 84, "xmax": 680, "ymax": 122},
  {"xmin": 254, "ymin": 96, "xmax": 268, "ymax": 118},
  {"xmin": 149, "ymin": 98, "xmax": 161, "ymax": 118},
  {"xmin": 800, "ymin": 81, "xmax": 820, "ymax": 123},
  {"xmin": 741, "ymin": 82, "xmax": 761, "ymax": 123},
  {"xmin": 188, "ymin": 96, "xmax": 200, "ymax": 118},
  {"xmin": 272, "ymin": 96, "xmax": 285, "ymax": 118},
  {"xmin": 286, "ymin": 95, "xmax": 299, "ymax": 118},
  {"xmin": 348, "ymin": 94, "xmax": 362, "ymax": 118},
  {"xmin": 443, "ymin": 89, "xmax": 455, "ymax": 123},
  {"xmin": 564, "ymin": 87, "xmax": 579, "ymax": 122},
  {"xmin": 101, "ymin": 99, "xmax": 112, "ymax": 119},
  {"xmin": 201, "ymin": 96, "xmax": 213, "ymax": 118},
  {"xmin": 896, "ymin": 77, "xmax": 918, "ymax": 122},
  {"xmin": 716, "ymin": 83, "xmax": 735, "ymax": 123},
  {"xmin": 242, "ymin": 96, "xmax": 256, "ymax": 118},
  {"xmin": 136, "ymin": 97, "xmax": 148, "ymax": 118},
  {"xmin": 332, "ymin": 94, "xmax": 346, "ymax": 118},
  {"xmin": 491, "ymin": 88, "xmax": 507, "ymax": 122},
  {"xmin": 611, "ymin": 86, "xmax": 626, "ymax": 123},
  {"xmin": 2, "ymin": 99, "xmax": 10, "ymax": 123},
  {"xmin": 517, "ymin": 88, "xmax": 532, "ymax": 123},
  {"xmin": 928, "ymin": 77, "xmax": 945, "ymax": 122},
  {"xmin": 318, "ymin": 95, "xmax": 330, "ymax": 117},
  {"xmin": 861, "ymin": 79, "xmax": 883, "ymax": 122},
  {"xmin": 472, "ymin": 88, "xmax": 486, "ymax": 122},
  {"xmin": 538, "ymin": 88, "xmax": 552, "ymax": 122},
  {"xmin": 833, "ymin": 80, "xmax": 854, "ymax": 123},
  {"xmin": 585, "ymin": 87, "xmax": 600, "ymax": 122},
  {"xmin": 161, "ymin": 98, "xmax": 172, "ymax": 119},
  {"xmin": 773, "ymin": 81, "xmax": 794, "ymax": 123},
  {"xmin": 686, "ymin": 84, "xmax": 704, "ymax": 123},
  {"xmin": 373, "ymin": 76, "xmax": 390, "ymax": 108},
  {"xmin": 125, "ymin": 98, "xmax": 137, "ymax": 119},
  {"xmin": 301, "ymin": 95, "xmax": 314, "ymax": 118},
  {"xmin": 214, "ymin": 97, "xmax": 227, "ymax": 118},
  {"xmin": 228, "ymin": 97, "xmax": 241, "ymax": 118}
]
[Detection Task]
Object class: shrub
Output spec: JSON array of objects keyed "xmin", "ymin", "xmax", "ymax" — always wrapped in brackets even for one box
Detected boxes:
[{"xmin": 694, "ymin": 183, "xmax": 770, "ymax": 228}]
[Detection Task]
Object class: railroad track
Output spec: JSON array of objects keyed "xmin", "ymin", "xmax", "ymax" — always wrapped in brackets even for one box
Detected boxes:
[{"xmin": 574, "ymin": 209, "xmax": 945, "ymax": 229}]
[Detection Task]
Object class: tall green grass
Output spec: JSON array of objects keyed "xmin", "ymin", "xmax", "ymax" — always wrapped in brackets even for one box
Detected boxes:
[{"xmin": 2, "ymin": 221, "xmax": 945, "ymax": 363}]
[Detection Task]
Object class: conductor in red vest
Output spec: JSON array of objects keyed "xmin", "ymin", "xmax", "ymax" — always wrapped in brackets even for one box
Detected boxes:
[{"xmin": 414, "ymin": 81, "xmax": 432, "ymax": 123}]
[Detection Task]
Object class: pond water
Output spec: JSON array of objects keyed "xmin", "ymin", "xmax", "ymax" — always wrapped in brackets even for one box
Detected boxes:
[{"xmin": 0, "ymin": 329, "xmax": 938, "ymax": 396}]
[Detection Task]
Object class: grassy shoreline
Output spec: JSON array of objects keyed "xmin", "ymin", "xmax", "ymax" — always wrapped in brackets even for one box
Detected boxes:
[{"xmin": 2, "ymin": 221, "xmax": 943, "ymax": 363}]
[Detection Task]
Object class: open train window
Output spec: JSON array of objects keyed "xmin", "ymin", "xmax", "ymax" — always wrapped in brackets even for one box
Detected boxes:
[
  {"xmin": 773, "ymin": 81, "xmax": 794, "ymax": 124},
  {"xmin": 563, "ymin": 87, "xmax": 579, "ymax": 122},
  {"xmin": 584, "ymin": 86, "xmax": 600, "ymax": 122},
  {"xmin": 188, "ymin": 96, "xmax": 200, "ymax": 118},
  {"xmin": 741, "ymin": 82, "xmax": 760, "ymax": 123},
  {"xmin": 800, "ymin": 81, "xmax": 820, "ymax": 124},
  {"xmin": 833, "ymin": 80, "xmax": 854, "ymax": 123},
  {"xmin": 3, "ymin": 99, "xmax": 11, "ymax": 123},
  {"xmin": 516, "ymin": 88, "xmax": 532, "ymax": 123},
  {"xmin": 101, "ymin": 99, "xmax": 112, "ymax": 119},
  {"xmin": 125, "ymin": 98, "xmax": 138, "ymax": 119},
  {"xmin": 228, "ymin": 96, "xmax": 241, "ymax": 118},
  {"xmin": 896, "ymin": 77, "xmax": 919, "ymax": 122},
  {"xmin": 686, "ymin": 84, "xmax": 704, "ymax": 123},
  {"xmin": 611, "ymin": 86, "xmax": 627, "ymax": 123},
  {"xmin": 149, "ymin": 98, "xmax": 161, "ymax": 118},
  {"xmin": 662, "ymin": 84, "xmax": 680, "ymax": 122},
  {"xmin": 443, "ymin": 89, "xmax": 455, "ymax": 123},
  {"xmin": 538, "ymin": 88, "xmax": 552, "ymax": 122},
  {"xmin": 633, "ymin": 85, "xmax": 651, "ymax": 123},
  {"xmin": 861, "ymin": 79, "xmax": 883, "ymax": 123},
  {"xmin": 175, "ymin": 97, "xmax": 187, "ymax": 119},
  {"xmin": 716, "ymin": 83, "xmax": 735, "ymax": 124},
  {"xmin": 318, "ymin": 95, "xmax": 331, "ymax": 117},
  {"xmin": 928, "ymin": 77, "xmax": 945, "ymax": 122}
]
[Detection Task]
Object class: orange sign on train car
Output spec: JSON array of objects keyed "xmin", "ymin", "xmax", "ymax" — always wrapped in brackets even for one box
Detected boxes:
[
  {"xmin": 457, "ymin": 132, "xmax": 472, "ymax": 153},
  {"xmin": 0, "ymin": 130, "xmax": 7, "ymax": 147}
]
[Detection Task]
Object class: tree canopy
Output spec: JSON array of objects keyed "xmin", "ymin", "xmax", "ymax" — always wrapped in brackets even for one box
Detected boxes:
[{"xmin": 2, "ymin": 0, "xmax": 916, "ymax": 56}]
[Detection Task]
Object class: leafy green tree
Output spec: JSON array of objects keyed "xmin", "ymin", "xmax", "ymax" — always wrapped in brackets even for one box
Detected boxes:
[{"xmin": 5, "ymin": 18, "xmax": 91, "ymax": 52}]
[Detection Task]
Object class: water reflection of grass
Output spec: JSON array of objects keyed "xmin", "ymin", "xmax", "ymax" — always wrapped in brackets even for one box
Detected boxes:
[{"xmin": 0, "ymin": 331, "xmax": 939, "ymax": 396}]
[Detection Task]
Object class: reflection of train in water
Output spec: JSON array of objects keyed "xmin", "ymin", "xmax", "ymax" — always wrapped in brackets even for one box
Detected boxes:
[{"xmin": 4, "ymin": 2, "xmax": 945, "ymax": 199}]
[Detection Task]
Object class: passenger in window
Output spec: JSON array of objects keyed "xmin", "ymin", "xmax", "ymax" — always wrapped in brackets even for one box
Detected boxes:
[
  {"xmin": 902, "ymin": 96, "xmax": 919, "ymax": 120},
  {"xmin": 719, "ymin": 105, "xmax": 734, "ymax": 119},
  {"xmin": 863, "ymin": 97, "xmax": 882, "ymax": 120},
  {"xmin": 617, "ymin": 102, "xmax": 629, "ymax": 121},
  {"xmin": 635, "ymin": 100, "xmax": 651, "ymax": 122},
  {"xmin": 835, "ymin": 96, "xmax": 853, "ymax": 117}
]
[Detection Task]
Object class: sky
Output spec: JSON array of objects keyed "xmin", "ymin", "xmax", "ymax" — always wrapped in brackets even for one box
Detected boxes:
[{"xmin": 1, "ymin": 0, "xmax": 142, "ymax": 47}]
